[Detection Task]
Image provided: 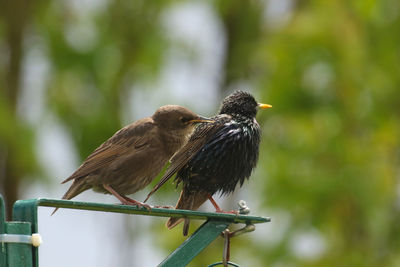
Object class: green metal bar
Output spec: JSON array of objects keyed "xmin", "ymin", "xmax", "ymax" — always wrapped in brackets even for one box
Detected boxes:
[
  {"xmin": 159, "ymin": 220, "xmax": 231, "ymax": 267},
  {"xmin": 0, "ymin": 195, "xmax": 6, "ymax": 267},
  {"xmin": 5, "ymin": 222, "xmax": 32, "ymax": 267},
  {"xmin": 13, "ymin": 198, "xmax": 270, "ymax": 231}
]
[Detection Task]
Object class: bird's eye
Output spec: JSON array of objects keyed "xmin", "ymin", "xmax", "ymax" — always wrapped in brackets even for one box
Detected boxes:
[{"xmin": 180, "ymin": 117, "xmax": 190, "ymax": 123}]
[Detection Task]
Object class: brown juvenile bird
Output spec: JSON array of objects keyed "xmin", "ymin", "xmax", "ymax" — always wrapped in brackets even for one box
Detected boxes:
[
  {"xmin": 145, "ymin": 91, "xmax": 271, "ymax": 235},
  {"xmin": 52, "ymin": 105, "xmax": 212, "ymax": 214}
]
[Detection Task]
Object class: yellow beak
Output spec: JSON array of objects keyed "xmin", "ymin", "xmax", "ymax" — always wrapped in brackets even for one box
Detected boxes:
[{"xmin": 258, "ymin": 103, "xmax": 272, "ymax": 109}]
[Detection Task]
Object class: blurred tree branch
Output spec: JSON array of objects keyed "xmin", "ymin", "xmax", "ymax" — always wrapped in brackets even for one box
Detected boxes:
[
  {"xmin": 215, "ymin": 0, "xmax": 263, "ymax": 93},
  {"xmin": 0, "ymin": 0, "xmax": 37, "ymax": 219}
]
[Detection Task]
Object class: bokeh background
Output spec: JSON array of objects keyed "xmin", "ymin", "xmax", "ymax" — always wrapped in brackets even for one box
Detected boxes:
[{"xmin": 1, "ymin": 0, "xmax": 400, "ymax": 266}]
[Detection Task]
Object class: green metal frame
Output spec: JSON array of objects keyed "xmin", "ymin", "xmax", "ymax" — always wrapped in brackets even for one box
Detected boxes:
[
  {"xmin": 1, "ymin": 196, "xmax": 6, "ymax": 267},
  {"xmin": 0, "ymin": 196, "xmax": 270, "ymax": 266},
  {"xmin": 1, "ymin": 195, "xmax": 34, "ymax": 267}
]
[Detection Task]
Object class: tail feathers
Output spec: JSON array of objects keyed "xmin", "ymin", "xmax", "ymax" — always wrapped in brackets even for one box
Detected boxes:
[
  {"xmin": 166, "ymin": 217, "xmax": 184, "ymax": 230},
  {"xmin": 51, "ymin": 178, "xmax": 90, "ymax": 215},
  {"xmin": 166, "ymin": 189, "xmax": 208, "ymax": 236},
  {"xmin": 183, "ymin": 218, "xmax": 190, "ymax": 236}
]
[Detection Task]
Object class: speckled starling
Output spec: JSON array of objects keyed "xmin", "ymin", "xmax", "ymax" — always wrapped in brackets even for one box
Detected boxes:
[
  {"xmin": 145, "ymin": 91, "xmax": 271, "ymax": 235},
  {"xmin": 52, "ymin": 105, "xmax": 212, "ymax": 214}
]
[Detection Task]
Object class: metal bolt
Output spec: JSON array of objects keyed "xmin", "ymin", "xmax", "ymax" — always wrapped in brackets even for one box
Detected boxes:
[{"xmin": 237, "ymin": 200, "xmax": 250, "ymax": 215}]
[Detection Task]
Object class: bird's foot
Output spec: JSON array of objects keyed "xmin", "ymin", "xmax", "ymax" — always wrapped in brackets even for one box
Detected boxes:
[
  {"xmin": 207, "ymin": 194, "xmax": 238, "ymax": 214},
  {"xmin": 120, "ymin": 199, "xmax": 152, "ymax": 211},
  {"xmin": 152, "ymin": 205, "xmax": 174, "ymax": 209},
  {"xmin": 103, "ymin": 184, "xmax": 152, "ymax": 210},
  {"xmin": 215, "ymin": 209, "xmax": 239, "ymax": 215},
  {"xmin": 120, "ymin": 196, "xmax": 152, "ymax": 211}
]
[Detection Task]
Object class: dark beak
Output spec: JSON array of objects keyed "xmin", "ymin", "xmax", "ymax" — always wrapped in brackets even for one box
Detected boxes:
[{"xmin": 189, "ymin": 115, "xmax": 214, "ymax": 124}]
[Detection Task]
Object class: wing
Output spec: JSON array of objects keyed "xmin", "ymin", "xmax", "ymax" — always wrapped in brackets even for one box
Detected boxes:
[
  {"xmin": 144, "ymin": 115, "xmax": 231, "ymax": 202},
  {"xmin": 62, "ymin": 118, "xmax": 154, "ymax": 183}
]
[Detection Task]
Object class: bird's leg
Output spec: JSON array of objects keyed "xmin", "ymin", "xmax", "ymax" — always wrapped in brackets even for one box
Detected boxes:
[
  {"xmin": 207, "ymin": 194, "xmax": 222, "ymax": 211},
  {"xmin": 103, "ymin": 184, "xmax": 151, "ymax": 210},
  {"xmin": 207, "ymin": 194, "xmax": 238, "ymax": 214},
  {"xmin": 103, "ymin": 184, "xmax": 127, "ymax": 203}
]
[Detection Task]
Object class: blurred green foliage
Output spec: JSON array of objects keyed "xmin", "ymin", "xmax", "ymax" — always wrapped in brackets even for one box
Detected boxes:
[
  {"xmin": 258, "ymin": 1, "xmax": 400, "ymax": 266},
  {"xmin": 1, "ymin": 0, "xmax": 400, "ymax": 266}
]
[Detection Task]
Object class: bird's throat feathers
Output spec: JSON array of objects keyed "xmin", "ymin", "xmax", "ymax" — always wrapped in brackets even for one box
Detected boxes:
[{"xmin": 159, "ymin": 126, "xmax": 194, "ymax": 157}]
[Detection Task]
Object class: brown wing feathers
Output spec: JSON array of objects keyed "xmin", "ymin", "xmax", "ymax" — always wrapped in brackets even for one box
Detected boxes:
[{"xmin": 62, "ymin": 120, "xmax": 153, "ymax": 184}]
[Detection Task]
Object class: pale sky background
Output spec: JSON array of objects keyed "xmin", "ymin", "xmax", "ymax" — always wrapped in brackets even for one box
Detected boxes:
[{"xmin": 16, "ymin": 0, "xmax": 325, "ymax": 266}]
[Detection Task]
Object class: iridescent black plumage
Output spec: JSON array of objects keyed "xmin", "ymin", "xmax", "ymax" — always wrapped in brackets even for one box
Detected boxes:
[
  {"xmin": 145, "ymin": 90, "xmax": 271, "ymax": 235},
  {"xmin": 176, "ymin": 112, "xmax": 260, "ymax": 195}
]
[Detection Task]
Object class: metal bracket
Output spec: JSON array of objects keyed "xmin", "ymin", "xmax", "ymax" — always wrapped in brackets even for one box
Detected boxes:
[
  {"xmin": 210, "ymin": 201, "xmax": 257, "ymax": 267},
  {"xmin": 0, "ymin": 234, "xmax": 42, "ymax": 247}
]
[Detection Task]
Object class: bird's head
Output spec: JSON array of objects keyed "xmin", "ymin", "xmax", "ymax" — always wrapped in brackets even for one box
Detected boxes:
[
  {"xmin": 152, "ymin": 105, "xmax": 213, "ymax": 133},
  {"xmin": 219, "ymin": 90, "xmax": 272, "ymax": 117}
]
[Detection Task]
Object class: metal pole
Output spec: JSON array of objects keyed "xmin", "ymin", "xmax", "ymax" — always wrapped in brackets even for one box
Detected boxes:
[
  {"xmin": 4, "ymin": 222, "xmax": 32, "ymax": 267},
  {"xmin": 159, "ymin": 220, "xmax": 230, "ymax": 267}
]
